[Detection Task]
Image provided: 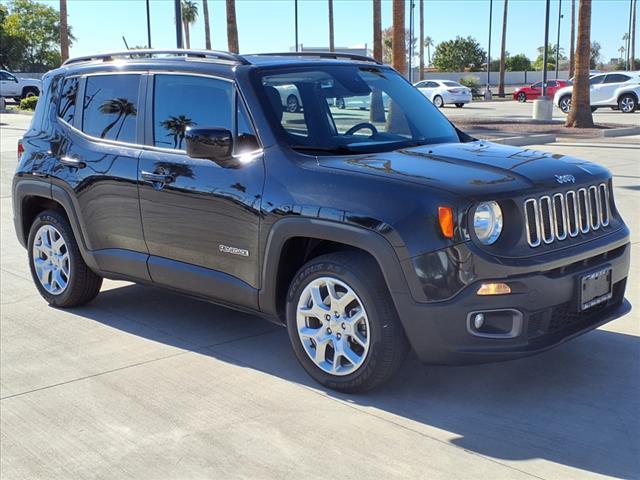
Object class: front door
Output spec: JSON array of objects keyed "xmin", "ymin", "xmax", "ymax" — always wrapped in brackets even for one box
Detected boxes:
[
  {"xmin": 0, "ymin": 71, "xmax": 20, "ymax": 97},
  {"xmin": 138, "ymin": 73, "xmax": 264, "ymax": 309}
]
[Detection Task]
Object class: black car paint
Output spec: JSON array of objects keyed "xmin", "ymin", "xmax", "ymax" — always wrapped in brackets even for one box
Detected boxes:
[{"xmin": 13, "ymin": 56, "xmax": 631, "ymax": 365}]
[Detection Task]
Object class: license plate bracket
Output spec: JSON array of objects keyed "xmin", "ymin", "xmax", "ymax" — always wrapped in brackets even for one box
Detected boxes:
[{"xmin": 580, "ymin": 267, "xmax": 613, "ymax": 311}]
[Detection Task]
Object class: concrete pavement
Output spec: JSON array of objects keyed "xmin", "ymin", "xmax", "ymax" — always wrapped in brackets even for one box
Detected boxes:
[{"xmin": 1, "ymin": 112, "xmax": 638, "ymax": 479}]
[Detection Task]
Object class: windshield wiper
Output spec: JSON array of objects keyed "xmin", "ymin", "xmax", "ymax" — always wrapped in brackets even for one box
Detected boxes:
[{"xmin": 291, "ymin": 145, "xmax": 359, "ymax": 154}]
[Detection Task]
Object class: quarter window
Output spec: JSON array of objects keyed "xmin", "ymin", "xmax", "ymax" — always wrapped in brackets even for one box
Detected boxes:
[
  {"xmin": 58, "ymin": 77, "xmax": 79, "ymax": 124},
  {"xmin": 82, "ymin": 74, "xmax": 140, "ymax": 143},
  {"xmin": 152, "ymin": 74, "xmax": 232, "ymax": 150}
]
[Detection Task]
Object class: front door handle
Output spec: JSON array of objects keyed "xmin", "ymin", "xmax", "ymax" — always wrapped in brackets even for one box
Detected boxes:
[
  {"xmin": 60, "ymin": 156, "xmax": 86, "ymax": 168},
  {"xmin": 141, "ymin": 171, "xmax": 173, "ymax": 184}
]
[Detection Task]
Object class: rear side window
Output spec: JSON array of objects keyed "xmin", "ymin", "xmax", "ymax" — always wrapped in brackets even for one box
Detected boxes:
[
  {"xmin": 152, "ymin": 74, "xmax": 232, "ymax": 150},
  {"xmin": 82, "ymin": 74, "xmax": 140, "ymax": 143},
  {"xmin": 604, "ymin": 74, "xmax": 630, "ymax": 84},
  {"xmin": 58, "ymin": 77, "xmax": 79, "ymax": 124}
]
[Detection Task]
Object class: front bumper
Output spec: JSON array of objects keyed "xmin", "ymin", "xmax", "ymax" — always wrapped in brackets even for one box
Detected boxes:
[{"xmin": 393, "ymin": 238, "xmax": 631, "ymax": 365}]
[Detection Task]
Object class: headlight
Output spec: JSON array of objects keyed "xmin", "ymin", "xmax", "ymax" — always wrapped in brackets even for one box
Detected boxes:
[{"xmin": 473, "ymin": 201, "xmax": 503, "ymax": 245}]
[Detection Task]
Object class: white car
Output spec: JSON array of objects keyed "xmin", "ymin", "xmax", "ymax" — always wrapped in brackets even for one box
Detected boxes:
[
  {"xmin": 333, "ymin": 92, "xmax": 391, "ymax": 110},
  {"xmin": 554, "ymin": 72, "xmax": 640, "ymax": 114},
  {"xmin": 0, "ymin": 70, "xmax": 41, "ymax": 100},
  {"xmin": 413, "ymin": 79, "xmax": 472, "ymax": 108}
]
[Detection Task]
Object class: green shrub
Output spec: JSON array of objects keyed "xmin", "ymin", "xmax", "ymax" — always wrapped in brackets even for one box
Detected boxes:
[
  {"xmin": 459, "ymin": 75, "xmax": 482, "ymax": 98},
  {"xmin": 19, "ymin": 96, "xmax": 38, "ymax": 111}
]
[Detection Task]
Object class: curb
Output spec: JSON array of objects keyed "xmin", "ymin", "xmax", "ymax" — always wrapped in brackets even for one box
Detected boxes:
[
  {"xmin": 489, "ymin": 134, "xmax": 557, "ymax": 147},
  {"xmin": 600, "ymin": 126, "xmax": 640, "ymax": 138},
  {"xmin": 0, "ymin": 109, "xmax": 34, "ymax": 116}
]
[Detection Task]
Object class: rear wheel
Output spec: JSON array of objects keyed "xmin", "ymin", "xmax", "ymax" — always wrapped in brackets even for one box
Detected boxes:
[
  {"xmin": 336, "ymin": 97, "xmax": 346, "ymax": 109},
  {"xmin": 286, "ymin": 94, "xmax": 300, "ymax": 113},
  {"xmin": 28, "ymin": 209, "xmax": 102, "ymax": 307},
  {"xmin": 618, "ymin": 93, "xmax": 637, "ymax": 113},
  {"xmin": 517, "ymin": 92, "xmax": 527, "ymax": 102},
  {"xmin": 455, "ymin": 103, "xmax": 464, "ymax": 108},
  {"xmin": 286, "ymin": 252, "xmax": 409, "ymax": 393},
  {"xmin": 433, "ymin": 95, "xmax": 444, "ymax": 108},
  {"xmin": 21, "ymin": 87, "xmax": 39, "ymax": 99}
]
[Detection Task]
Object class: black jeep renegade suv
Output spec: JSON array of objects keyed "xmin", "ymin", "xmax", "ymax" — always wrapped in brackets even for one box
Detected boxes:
[{"xmin": 13, "ymin": 50, "xmax": 631, "ymax": 392}]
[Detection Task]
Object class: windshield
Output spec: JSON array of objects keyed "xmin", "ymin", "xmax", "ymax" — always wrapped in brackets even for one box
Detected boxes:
[{"xmin": 255, "ymin": 65, "xmax": 460, "ymax": 155}]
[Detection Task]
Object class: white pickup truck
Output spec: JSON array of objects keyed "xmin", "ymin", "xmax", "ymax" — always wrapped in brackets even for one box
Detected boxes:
[
  {"xmin": 554, "ymin": 72, "xmax": 640, "ymax": 114},
  {"xmin": 0, "ymin": 70, "xmax": 41, "ymax": 100}
]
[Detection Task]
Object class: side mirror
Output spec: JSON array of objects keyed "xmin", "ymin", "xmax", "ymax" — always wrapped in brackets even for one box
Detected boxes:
[{"xmin": 185, "ymin": 127, "xmax": 233, "ymax": 166}]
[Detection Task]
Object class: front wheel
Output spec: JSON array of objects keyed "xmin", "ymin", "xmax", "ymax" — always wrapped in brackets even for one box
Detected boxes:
[
  {"xmin": 433, "ymin": 95, "xmax": 444, "ymax": 108},
  {"xmin": 517, "ymin": 92, "xmax": 527, "ymax": 102},
  {"xmin": 455, "ymin": 103, "xmax": 464, "ymax": 108},
  {"xmin": 559, "ymin": 95, "xmax": 571, "ymax": 114},
  {"xmin": 28, "ymin": 209, "xmax": 102, "ymax": 307},
  {"xmin": 618, "ymin": 94, "xmax": 637, "ymax": 113},
  {"xmin": 286, "ymin": 252, "xmax": 409, "ymax": 393}
]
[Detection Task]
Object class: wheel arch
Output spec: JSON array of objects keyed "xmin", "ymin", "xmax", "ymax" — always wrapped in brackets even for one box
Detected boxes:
[
  {"xmin": 259, "ymin": 218, "xmax": 412, "ymax": 324},
  {"xmin": 617, "ymin": 90, "xmax": 638, "ymax": 103}
]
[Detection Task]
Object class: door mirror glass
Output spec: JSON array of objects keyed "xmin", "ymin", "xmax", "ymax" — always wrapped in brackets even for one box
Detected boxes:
[{"xmin": 185, "ymin": 127, "xmax": 234, "ymax": 166}]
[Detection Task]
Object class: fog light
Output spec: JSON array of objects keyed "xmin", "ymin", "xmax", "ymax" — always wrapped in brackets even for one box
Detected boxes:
[
  {"xmin": 473, "ymin": 313, "xmax": 485, "ymax": 329},
  {"xmin": 477, "ymin": 283, "xmax": 511, "ymax": 295}
]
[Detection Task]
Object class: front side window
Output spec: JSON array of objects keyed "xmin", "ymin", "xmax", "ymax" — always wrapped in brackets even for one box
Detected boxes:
[
  {"xmin": 82, "ymin": 74, "xmax": 140, "ymax": 143},
  {"xmin": 256, "ymin": 65, "xmax": 459, "ymax": 155},
  {"xmin": 590, "ymin": 75, "xmax": 605, "ymax": 85},
  {"xmin": 531, "ymin": 82, "xmax": 542, "ymax": 89},
  {"xmin": 1, "ymin": 71, "xmax": 17, "ymax": 82},
  {"xmin": 152, "ymin": 74, "xmax": 232, "ymax": 150},
  {"xmin": 58, "ymin": 77, "xmax": 79, "ymax": 124}
]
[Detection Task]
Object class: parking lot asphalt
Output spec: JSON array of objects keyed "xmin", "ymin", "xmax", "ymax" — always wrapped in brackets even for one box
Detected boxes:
[{"xmin": 1, "ymin": 112, "xmax": 638, "ymax": 479}]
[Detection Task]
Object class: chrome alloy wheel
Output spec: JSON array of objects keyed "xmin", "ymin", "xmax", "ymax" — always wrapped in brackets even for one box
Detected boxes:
[
  {"xmin": 560, "ymin": 96, "xmax": 571, "ymax": 113},
  {"xmin": 296, "ymin": 277, "xmax": 371, "ymax": 376},
  {"xmin": 620, "ymin": 96, "xmax": 635, "ymax": 113},
  {"xmin": 32, "ymin": 224, "xmax": 70, "ymax": 295}
]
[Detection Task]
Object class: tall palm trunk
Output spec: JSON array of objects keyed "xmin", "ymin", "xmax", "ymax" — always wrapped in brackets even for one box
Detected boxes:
[
  {"xmin": 387, "ymin": 0, "xmax": 408, "ymax": 134},
  {"xmin": 566, "ymin": 0, "xmax": 593, "ymax": 128},
  {"xmin": 328, "ymin": 0, "xmax": 335, "ymax": 52},
  {"xmin": 183, "ymin": 19, "xmax": 191, "ymax": 48},
  {"xmin": 370, "ymin": 0, "xmax": 385, "ymax": 123},
  {"xmin": 203, "ymin": 0, "xmax": 211, "ymax": 50},
  {"xmin": 226, "ymin": 0, "xmax": 239, "ymax": 53},
  {"xmin": 569, "ymin": 0, "xmax": 576, "ymax": 77},
  {"xmin": 59, "ymin": 0, "xmax": 69, "ymax": 63},
  {"xmin": 631, "ymin": 0, "xmax": 637, "ymax": 70},
  {"xmin": 419, "ymin": 0, "xmax": 424, "ymax": 80},
  {"xmin": 498, "ymin": 0, "xmax": 508, "ymax": 97}
]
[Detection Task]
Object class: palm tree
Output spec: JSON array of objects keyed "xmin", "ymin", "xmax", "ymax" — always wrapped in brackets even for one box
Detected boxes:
[
  {"xmin": 202, "ymin": 0, "xmax": 211, "ymax": 50},
  {"xmin": 419, "ymin": 0, "xmax": 424, "ymax": 80},
  {"xmin": 226, "ymin": 0, "xmax": 239, "ymax": 53},
  {"xmin": 160, "ymin": 115, "xmax": 196, "ymax": 149},
  {"xmin": 370, "ymin": 0, "xmax": 385, "ymax": 123},
  {"xmin": 98, "ymin": 98, "xmax": 137, "ymax": 139},
  {"xmin": 59, "ymin": 0, "xmax": 69, "ymax": 63},
  {"xmin": 622, "ymin": 33, "xmax": 630, "ymax": 67},
  {"xmin": 498, "ymin": 0, "xmax": 508, "ymax": 97},
  {"xmin": 631, "ymin": 0, "xmax": 637, "ymax": 70},
  {"xmin": 425, "ymin": 36, "xmax": 434, "ymax": 67},
  {"xmin": 328, "ymin": 0, "xmax": 335, "ymax": 52},
  {"xmin": 392, "ymin": 0, "xmax": 406, "ymax": 76},
  {"xmin": 569, "ymin": 0, "xmax": 576, "ymax": 77},
  {"xmin": 181, "ymin": 0, "xmax": 198, "ymax": 49},
  {"xmin": 566, "ymin": 0, "xmax": 593, "ymax": 128}
]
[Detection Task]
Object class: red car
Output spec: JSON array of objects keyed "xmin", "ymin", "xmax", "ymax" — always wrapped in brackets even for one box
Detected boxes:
[{"xmin": 512, "ymin": 80, "xmax": 570, "ymax": 102}]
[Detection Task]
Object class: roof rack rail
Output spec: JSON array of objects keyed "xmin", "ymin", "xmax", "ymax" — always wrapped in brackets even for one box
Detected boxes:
[
  {"xmin": 63, "ymin": 49, "xmax": 250, "ymax": 66},
  {"xmin": 251, "ymin": 51, "xmax": 382, "ymax": 65}
]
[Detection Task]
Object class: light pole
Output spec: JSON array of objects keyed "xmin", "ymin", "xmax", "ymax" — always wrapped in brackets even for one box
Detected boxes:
[
  {"xmin": 485, "ymin": 0, "xmax": 493, "ymax": 99},
  {"xmin": 295, "ymin": 0, "xmax": 299, "ymax": 52},
  {"xmin": 542, "ymin": 0, "xmax": 550, "ymax": 98},
  {"xmin": 555, "ymin": 0, "xmax": 562, "ymax": 79},
  {"xmin": 174, "ymin": 0, "xmax": 183, "ymax": 48},
  {"xmin": 146, "ymin": 0, "xmax": 152, "ymax": 49}
]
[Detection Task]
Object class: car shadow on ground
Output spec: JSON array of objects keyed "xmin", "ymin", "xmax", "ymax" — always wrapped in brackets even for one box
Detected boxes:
[{"xmin": 74, "ymin": 282, "xmax": 639, "ymax": 479}]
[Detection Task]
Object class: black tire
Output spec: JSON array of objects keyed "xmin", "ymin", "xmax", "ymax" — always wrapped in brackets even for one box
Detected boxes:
[
  {"xmin": 617, "ymin": 93, "xmax": 637, "ymax": 113},
  {"xmin": 433, "ymin": 95, "xmax": 444, "ymax": 108},
  {"xmin": 28, "ymin": 209, "xmax": 102, "ymax": 307},
  {"xmin": 591, "ymin": 106, "xmax": 598, "ymax": 113},
  {"xmin": 286, "ymin": 94, "xmax": 300, "ymax": 113},
  {"xmin": 517, "ymin": 92, "xmax": 527, "ymax": 102},
  {"xmin": 286, "ymin": 251, "xmax": 409, "ymax": 393},
  {"xmin": 559, "ymin": 95, "xmax": 571, "ymax": 114},
  {"xmin": 21, "ymin": 87, "xmax": 39, "ymax": 99},
  {"xmin": 455, "ymin": 103, "xmax": 464, "ymax": 108},
  {"xmin": 336, "ymin": 97, "xmax": 346, "ymax": 109}
]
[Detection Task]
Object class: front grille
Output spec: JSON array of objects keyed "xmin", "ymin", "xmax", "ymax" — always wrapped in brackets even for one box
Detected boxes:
[{"xmin": 524, "ymin": 183, "xmax": 610, "ymax": 247}]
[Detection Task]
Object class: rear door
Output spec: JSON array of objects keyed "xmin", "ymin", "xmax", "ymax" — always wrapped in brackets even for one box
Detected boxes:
[
  {"xmin": 138, "ymin": 73, "xmax": 264, "ymax": 309},
  {"xmin": 596, "ymin": 73, "xmax": 631, "ymax": 104}
]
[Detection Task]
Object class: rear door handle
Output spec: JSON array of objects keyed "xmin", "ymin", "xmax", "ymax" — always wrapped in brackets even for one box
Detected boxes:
[
  {"xmin": 60, "ymin": 156, "xmax": 86, "ymax": 168},
  {"xmin": 141, "ymin": 171, "xmax": 173, "ymax": 184}
]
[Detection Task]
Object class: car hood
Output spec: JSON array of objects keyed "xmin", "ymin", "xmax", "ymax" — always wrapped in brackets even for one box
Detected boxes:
[{"xmin": 317, "ymin": 141, "xmax": 609, "ymax": 197}]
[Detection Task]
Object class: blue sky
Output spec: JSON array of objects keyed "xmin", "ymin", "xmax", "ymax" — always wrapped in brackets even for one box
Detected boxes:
[{"xmin": 40, "ymin": 0, "xmax": 637, "ymax": 64}]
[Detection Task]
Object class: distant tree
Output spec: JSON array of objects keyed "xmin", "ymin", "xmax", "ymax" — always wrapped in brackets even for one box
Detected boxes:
[
  {"xmin": 382, "ymin": 27, "xmax": 417, "ymax": 66},
  {"xmin": 432, "ymin": 36, "xmax": 486, "ymax": 72},
  {"xmin": 2, "ymin": 0, "xmax": 74, "ymax": 71},
  {"xmin": 566, "ymin": 0, "xmax": 593, "ymax": 128},
  {"xmin": 181, "ymin": 0, "xmax": 198, "ymax": 49},
  {"xmin": 226, "ymin": 0, "xmax": 238, "ymax": 53},
  {"xmin": 202, "ymin": 0, "xmax": 211, "ymax": 50},
  {"xmin": 534, "ymin": 43, "xmax": 566, "ymax": 70},
  {"xmin": 590, "ymin": 41, "xmax": 601, "ymax": 69},
  {"xmin": 424, "ymin": 36, "xmax": 434, "ymax": 67},
  {"xmin": 506, "ymin": 53, "xmax": 532, "ymax": 71}
]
